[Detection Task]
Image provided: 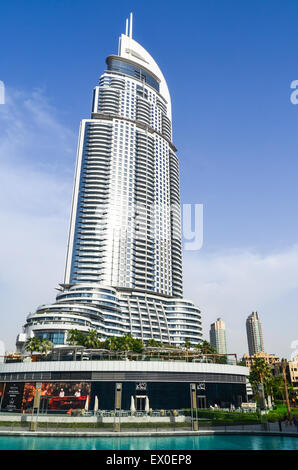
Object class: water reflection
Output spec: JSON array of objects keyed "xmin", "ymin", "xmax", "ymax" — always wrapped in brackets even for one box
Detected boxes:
[{"xmin": 0, "ymin": 435, "xmax": 297, "ymax": 450}]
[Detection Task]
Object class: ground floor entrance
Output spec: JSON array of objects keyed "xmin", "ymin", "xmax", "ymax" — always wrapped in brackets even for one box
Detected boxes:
[
  {"xmin": 197, "ymin": 395, "xmax": 207, "ymax": 409},
  {"xmin": 135, "ymin": 396, "xmax": 146, "ymax": 411}
]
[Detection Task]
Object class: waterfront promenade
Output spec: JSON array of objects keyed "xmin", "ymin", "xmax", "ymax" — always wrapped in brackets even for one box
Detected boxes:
[{"xmin": 0, "ymin": 418, "xmax": 297, "ymax": 436}]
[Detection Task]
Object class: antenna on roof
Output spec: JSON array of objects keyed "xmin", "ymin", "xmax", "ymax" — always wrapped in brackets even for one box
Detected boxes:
[
  {"xmin": 125, "ymin": 18, "xmax": 128, "ymax": 36},
  {"xmin": 129, "ymin": 12, "xmax": 133, "ymax": 38}
]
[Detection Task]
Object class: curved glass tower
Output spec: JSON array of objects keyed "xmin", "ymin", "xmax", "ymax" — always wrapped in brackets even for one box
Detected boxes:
[{"xmin": 16, "ymin": 17, "xmax": 202, "ymax": 350}]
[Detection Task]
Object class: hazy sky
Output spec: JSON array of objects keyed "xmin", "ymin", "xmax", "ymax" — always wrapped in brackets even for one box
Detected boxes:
[{"xmin": 1, "ymin": 0, "xmax": 298, "ymax": 359}]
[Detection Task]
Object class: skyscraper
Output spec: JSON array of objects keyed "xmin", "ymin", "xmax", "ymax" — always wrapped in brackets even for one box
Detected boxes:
[
  {"xmin": 246, "ymin": 311, "xmax": 264, "ymax": 355},
  {"xmin": 209, "ymin": 318, "xmax": 227, "ymax": 355},
  {"xmin": 16, "ymin": 15, "xmax": 202, "ymax": 351}
]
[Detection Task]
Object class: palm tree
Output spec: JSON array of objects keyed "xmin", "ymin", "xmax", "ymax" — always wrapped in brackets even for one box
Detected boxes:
[
  {"xmin": 196, "ymin": 340, "xmax": 216, "ymax": 355},
  {"xmin": 147, "ymin": 339, "xmax": 162, "ymax": 347},
  {"xmin": 25, "ymin": 337, "xmax": 42, "ymax": 356},
  {"xmin": 104, "ymin": 336, "xmax": 119, "ymax": 352},
  {"xmin": 103, "ymin": 334, "xmax": 143, "ymax": 354},
  {"xmin": 131, "ymin": 337, "xmax": 144, "ymax": 354},
  {"xmin": 195, "ymin": 341, "xmax": 217, "ymax": 362},
  {"xmin": 66, "ymin": 329, "xmax": 86, "ymax": 346},
  {"xmin": 271, "ymin": 375, "xmax": 286, "ymax": 401},
  {"xmin": 268, "ymin": 361, "xmax": 294, "ymax": 412},
  {"xmin": 67, "ymin": 329, "xmax": 79, "ymax": 345},
  {"xmin": 281, "ymin": 358, "xmax": 292, "ymax": 419},
  {"xmin": 84, "ymin": 329, "xmax": 101, "ymax": 349},
  {"xmin": 40, "ymin": 339, "xmax": 53, "ymax": 356},
  {"xmin": 184, "ymin": 339, "xmax": 191, "ymax": 360},
  {"xmin": 249, "ymin": 358, "xmax": 273, "ymax": 409},
  {"xmin": 117, "ymin": 334, "xmax": 134, "ymax": 352}
]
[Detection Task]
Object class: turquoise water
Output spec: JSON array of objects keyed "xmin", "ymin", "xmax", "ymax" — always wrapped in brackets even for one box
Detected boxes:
[{"xmin": 0, "ymin": 435, "xmax": 297, "ymax": 450}]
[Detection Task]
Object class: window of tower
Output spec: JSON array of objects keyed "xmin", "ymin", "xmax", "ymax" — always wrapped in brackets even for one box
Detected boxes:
[{"xmin": 106, "ymin": 57, "xmax": 160, "ymax": 93}]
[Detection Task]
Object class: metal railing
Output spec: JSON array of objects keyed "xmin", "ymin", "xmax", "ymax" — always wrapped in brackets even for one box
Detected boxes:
[
  {"xmin": 0, "ymin": 409, "xmax": 298, "ymax": 435},
  {"xmin": 0, "ymin": 420, "xmax": 298, "ymax": 434},
  {"xmin": 2, "ymin": 352, "xmax": 239, "ymax": 365}
]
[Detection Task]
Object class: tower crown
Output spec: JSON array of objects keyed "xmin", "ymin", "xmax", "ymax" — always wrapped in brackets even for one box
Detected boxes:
[{"xmin": 117, "ymin": 30, "xmax": 171, "ymax": 118}]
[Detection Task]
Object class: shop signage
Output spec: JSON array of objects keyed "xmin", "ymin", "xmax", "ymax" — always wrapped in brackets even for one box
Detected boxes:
[
  {"xmin": 136, "ymin": 382, "xmax": 147, "ymax": 391},
  {"xmin": 197, "ymin": 383, "xmax": 206, "ymax": 390},
  {"xmin": 1, "ymin": 382, "xmax": 24, "ymax": 412}
]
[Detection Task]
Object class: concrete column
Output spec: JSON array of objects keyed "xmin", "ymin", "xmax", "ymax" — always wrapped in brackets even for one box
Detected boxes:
[
  {"xmin": 190, "ymin": 384, "xmax": 198, "ymax": 431},
  {"xmin": 114, "ymin": 383, "xmax": 122, "ymax": 432}
]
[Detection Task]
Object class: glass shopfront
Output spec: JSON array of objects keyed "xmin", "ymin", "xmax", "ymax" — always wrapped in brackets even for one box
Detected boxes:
[
  {"xmin": 0, "ymin": 382, "xmax": 91, "ymax": 413},
  {"xmin": 0, "ymin": 380, "xmax": 246, "ymax": 413},
  {"xmin": 89, "ymin": 381, "xmax": 246, "ymax": 411}
]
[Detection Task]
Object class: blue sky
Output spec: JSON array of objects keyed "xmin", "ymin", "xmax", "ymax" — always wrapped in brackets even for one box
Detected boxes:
[{"xmin": 1, "ymin": 0, "xmax": 298, "ymax": 358}]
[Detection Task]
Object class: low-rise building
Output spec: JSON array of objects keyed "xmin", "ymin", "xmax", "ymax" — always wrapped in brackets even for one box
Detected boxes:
[
  {"xmin": 272, "ymin": 356, "xmax": 298, "ymax": 399},
  {"xmin": 0, "ymin": 354, "xmax": 250, "ymax": 412},
  {"xmin": 242, "ymin": 352, "xmax": 280, "ymax": 370}
]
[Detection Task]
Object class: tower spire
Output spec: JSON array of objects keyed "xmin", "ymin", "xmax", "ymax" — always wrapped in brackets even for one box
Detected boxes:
[
  {"xmin": 129, "ymin": 12, "xmax": 133, "ymax": 38},
  {"xmin": 124, "ymin": 13, "xmax": 133, "ymax": 37},
  {"xmin": 125, "ymin": 18, "xmax": 128, "ymax": 36}
]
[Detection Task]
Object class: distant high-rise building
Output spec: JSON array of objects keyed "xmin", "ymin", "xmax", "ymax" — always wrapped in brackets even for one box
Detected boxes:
[
  {"xmin": 209, "ymin": 318, "xmax": 227, "ymax": 354},
  {"xmin": 246, "ymin": 311, "xmax": 264, "ymax": 356}
]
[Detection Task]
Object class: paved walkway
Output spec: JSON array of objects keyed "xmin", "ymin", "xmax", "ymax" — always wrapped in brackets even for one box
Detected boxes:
[{"xmin": 0, "ymin": 422, "xmax": 298, "ymax": 436}]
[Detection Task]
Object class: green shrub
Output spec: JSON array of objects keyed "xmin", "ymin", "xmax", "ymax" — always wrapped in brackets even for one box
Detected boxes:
[{"xmin": 182, "ymin": 408, "xmax": 261, "ymax": 424}]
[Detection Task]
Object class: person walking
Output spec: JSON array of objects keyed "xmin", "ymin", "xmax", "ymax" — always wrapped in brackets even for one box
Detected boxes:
[
  {"xmin": 278, "ymin": 418, "xmax": 282, "ymax": 432},
  {"xmin": 292, "ymin": 415, "xmax": 298, "ymax": 432}
]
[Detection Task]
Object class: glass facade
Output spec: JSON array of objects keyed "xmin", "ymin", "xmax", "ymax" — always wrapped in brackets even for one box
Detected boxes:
[
  {"xmin": 35, "ymin": 332, "xmax": 65, "ymax": 345},
  {"xmin": 106, "ymin": 57, "xmax": 160, "ymax": 92},
  {"xmin": 0, "ymin": 380, "xmax": 247, "ymax": 412}
]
